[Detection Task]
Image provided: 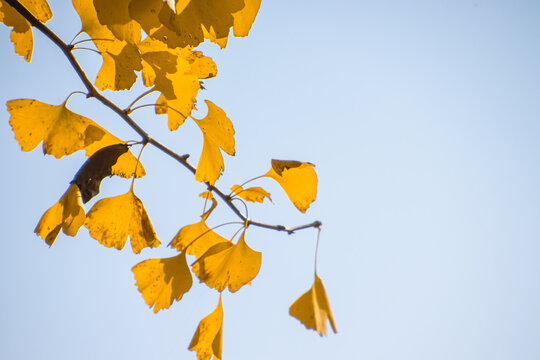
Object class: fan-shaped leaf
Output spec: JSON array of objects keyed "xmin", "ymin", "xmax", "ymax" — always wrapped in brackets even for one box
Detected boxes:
[
  {"xmin": 289, "ymin": 275, "xmax": 337, "ymax": 336},
  {"xmin": 189, "ymin": 296, "xmax": 223, "ymax": 360},
  {"xmin": 0, "ymin": 0, "xmax": 52, "ymax": 61},
  {"xmin": 193, "ymin": 100, "xmax": 235, "ymax": 185},
  {"xmin": 192, "ymin": 231, "xmax": 261, "ymax": 292},
  {"xmin": 231, "ymin": 185, "xmax": 271, "ymax": 203},
  {"xmin": 132, "ymin": 252, "xmax": 192, "ymax": 313},
  {"xmin": 265, "ymin": 159, "xmax": 317, "ymax": 213},
  {"xmin": 84, "ymin": 188, "xmax": 161, "ymax": 253},
  {"xmin": 35, "ymin": 184, "xmax": 85, "ymax": 246}
]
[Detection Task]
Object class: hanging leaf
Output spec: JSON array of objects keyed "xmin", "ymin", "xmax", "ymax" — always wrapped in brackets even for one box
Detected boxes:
[
  {"xmin": 34, "ymin": 183, "xmax": 85, "ymax": 246},
  {"xmin": 193, "ymin": 100, "xmax": 235, "ymax": 185},
  {"xmin": 84, "ymin": 187, "xmax": 161, "ymax": 253},
  {"xmin": 192, "ymin": 230, "xmax": 261, "ymax": 292},
  {"xmin": 189, "ymin": 296, "xmax": 223, "ymax": 360},
  {"xmin": 265, "ymin": 159, "xmax": 317, "ymax": 213},
  {"xmin": 7, "ymin": 98, "xmax": 145, "ymax": 178},
  {"xmin": 0, "ymin": 0, "xmax": 52, "ymax": 61},
  {"xmin": 170, "ymin": 195, "xmax": 231, "ymax": 258},
  {"xmin": 289, "ymin": 275, "xmax": 337, "ymax": 336},
  {"xmin": 72, "ymin": 143, "xmax": 129, "ymax": 203},
  {"xmin": 230, "ymin": 185, "xmax": 271, "ymax": 203},
  {"xmin": 132, "ymin": 252, "xmax": 193, "ymax": 313}
]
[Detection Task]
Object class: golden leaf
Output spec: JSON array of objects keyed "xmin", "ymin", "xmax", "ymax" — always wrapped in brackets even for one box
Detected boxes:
[
  {"xmin": 189, "ymin": 296, "xmax": 223, "ymax": 360},
  {"xmin": 232, "ymin": 0, "xmax": 261, "ymax": 37},
  {"xmin": 132, "ymin": 252, "xmax": 193, "ymax": 313},
  {"xmin": 0, "ymin": 0, "xmax": 52, "ymax": 61},
  {"xmin": 84, "ymin": 188, "xmax": 161, "ymax": 253},
  {"xmin": 192, "ymin": 231, "xmax": 261, "ymax": 292},
  {"xmin": 35, "ymin": 184, "xmax": 85, "ymax": 246},
  {"xmin": 230, "ymin": 185, "xmax": 271, "ymax": 203},
  {"xmin": 170, "ymin": 195, "xmax": 231, "ymax": 258},
  {"xmin": 73, "ymin": 0, "xmax": 142, "ymax": 91},
  {"xmin": 265, "ymin": 159, "xmax": 317, "ymax": 213},
  {"xmin": 92, "ymin": 0, "xmax": 142, "ymax": 43},
  {"xmin": 143, "ymin": 43, "xmax": 217, "ymax": 131},
  {"xmin": 193, "ymin": 101, "xmax": 235, "ymax": 185},
  {"xmin": 289, "ymin": 275, "xmax": 338, "ymax": 336},
  {"xmin": 7, "ymin": 98, "xmax": 145, "ymax": 178}
]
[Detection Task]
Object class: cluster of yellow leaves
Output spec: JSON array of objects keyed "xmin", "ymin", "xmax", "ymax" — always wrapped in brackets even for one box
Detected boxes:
[
  {"xmin": 3, "ymin": 1, "xmax": 336, "ymax": 358},
  {"xmin": 0, "ymin": 0, "xmax": 52, "ymax": 61}
]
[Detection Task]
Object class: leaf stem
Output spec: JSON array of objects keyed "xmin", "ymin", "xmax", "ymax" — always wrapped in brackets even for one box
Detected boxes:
[
  {"xmin": 125, "ymin": 88, "xmax": 156, "ymax": 113},
  {"xmin": 71, "ymin": 38, "xmax": 113, "ymax": 47},
  {"xmin": 72, "ymin": 47, "xmax": 101, "ymax": 55},
  {"xmin": 69, "ymin": 29, "xmax": 83, "ymax": 46},
  {"xmin": 64, "ymin": 91, "xmax": 88, "ymax": 104}
]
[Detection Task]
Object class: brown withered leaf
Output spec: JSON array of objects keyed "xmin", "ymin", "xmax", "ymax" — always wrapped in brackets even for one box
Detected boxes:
[{"xmin": 72, "ymin": 143, "xmax": 129, "ymax": 203}]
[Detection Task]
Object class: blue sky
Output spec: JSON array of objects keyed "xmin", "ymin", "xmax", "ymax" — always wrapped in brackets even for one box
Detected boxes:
[{"xmin": 2, "ymin": 0, "xmax": 540, "ymax": 359}]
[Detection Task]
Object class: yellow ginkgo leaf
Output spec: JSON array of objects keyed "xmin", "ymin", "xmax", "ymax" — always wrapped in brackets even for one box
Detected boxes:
[
  {"xmin": 73, "ymin": 0, "xmax": 142, "ymax": 91},
  {"xmin": 96, "ymin": 42, "xmax": 143, "ymax": 91},
  {"xmin": 232, "ymin": 0, "xmax": 261, "ymax": 37},
  {"xmin": 35, "ymin": 183, "xmax": 85, "ymax": 246},
  {"xmin": 193, "ymin": 101, "xmax": 235, "ymax": 185},
  {"xmin": 157, "ymin": 0, "xmax": 244, "ymax": 49},
  {"xmin": 192, "ymin": 231, "xmax": 261, "ymax": 292},
  {"xmin": 92, "ymin": 0, "xmax": 142, "ymax": 43},
  {"xmin": 84, "ymin": 187, "xmax": 161, "ymax": 253},
  {"xmin": 8, "ymin": 98, "xmax": 110, "ymax": 158},
  {"xmin": 265, "ymin": 159, "xmax": 317, "ymax": 213},
  {"xmin": 132, "ymin": 252, "xmax": 193, "ymax": 313},
  {"xmin": 170, "ymin": 196, "xmax": 231, "ymax": 258},
  {"xmin": 189, "ymin": 296, "xmax": 223, "ymax": 360},
  {"xmin": 0, "ymin": 0, "xmax": 52, "ymax": 61},
  {"xmin": 149, "ymin": 48, "xmax": 217, "ymax": 131},
  {"xmin": 231, "ymin": 185, "xmax": 272, "ymax": 203},
  {"xmin": 289, "ymin": 275, "xmax": 337, "ymax": 337},
  {"xmin": 7, "ymin": 98, "xmax": 145, "ymax": 178}
]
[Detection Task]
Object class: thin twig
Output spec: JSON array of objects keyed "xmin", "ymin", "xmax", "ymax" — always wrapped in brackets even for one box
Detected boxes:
[
  {"xmin": 72, "ymin": 47, "xmax": 101, "ymax": 55},
  {"xmin": 5, "ymin": 0, "xmax": 322, "ymax": 236}
]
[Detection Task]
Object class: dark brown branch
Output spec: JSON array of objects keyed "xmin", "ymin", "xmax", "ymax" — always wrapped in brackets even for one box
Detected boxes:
[{"xmin": 5, "ymin": 0, "xmax": 322, "ymax": 235}]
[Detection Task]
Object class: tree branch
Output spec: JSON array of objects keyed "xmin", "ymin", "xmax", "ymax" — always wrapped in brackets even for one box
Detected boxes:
[{"xmin": 5, "ymin": 0, "xmax": 322, "ymax": 235}]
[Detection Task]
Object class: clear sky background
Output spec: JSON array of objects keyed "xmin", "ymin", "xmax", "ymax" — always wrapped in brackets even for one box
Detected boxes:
[{"xmin": 1, "ymin": 0, "xmax": 540, "ymax": 359}]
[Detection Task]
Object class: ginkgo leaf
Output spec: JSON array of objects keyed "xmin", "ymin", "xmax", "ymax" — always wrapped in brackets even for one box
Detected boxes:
[
  {"xmin": 232, "ymin": 0, "xmax": 261, "ymax": 37},
  {"xmin": 157, "ymin": 0, "xmax": 244, "ymax": 48},
  {"xmin": 231, "ymin": 185, "xmax": 271, "ymax": 203},
  {"xmin": 7, "ymin": 98, "xmax": 145, "ymax": 178},
  {"xmin": 189, "ymin": 295, "xmax": 223, "ymax": 360},
  {"xmin": 84, "ymin": 187, "xmax": 161, "ymax": 253},
  {"xmin": 92, "ymin": 0, "xmax": 142, "ymax": 43},
  {"xmin": 145, "ymin": 45, "xmax": 217, "ymax": 131},
  {"xmin": 193, "ymin": 101, "xmax": 235, "ymax": 185},
  {"xmin": 265, "ymin": 159, "xmax": 317, "ymax": 213},
  {"xmin": 0, "ymin": 0, "xmax": 52, "ymax": 61},
  {"xmin": 35, "ymin": 183, "xmax": 85, "ymax": 246},
  {"xmin": 192, "ymin": 231, "xmax": 261, "ymax": 292},
  {"xmin": 289, "ymin": 275, "xmax": 337, "ymax": 336},
  {"xmin": 96, "ymin": 42, "xmax": 143, "ymax": 91},
  {"xmin": 72, "ymin": 143, "xmax": 129, "ymax": 203},
  {"xmin": 132, "ymin": 252, "xmax": 192, "ymax": 313},
  {"xmin": 73, "ymin": 0, "xmax": 142, "ymax": 91},
  {"xmin": 170, "ymin": 195, "xmax": 231, "ymax": 258}
]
